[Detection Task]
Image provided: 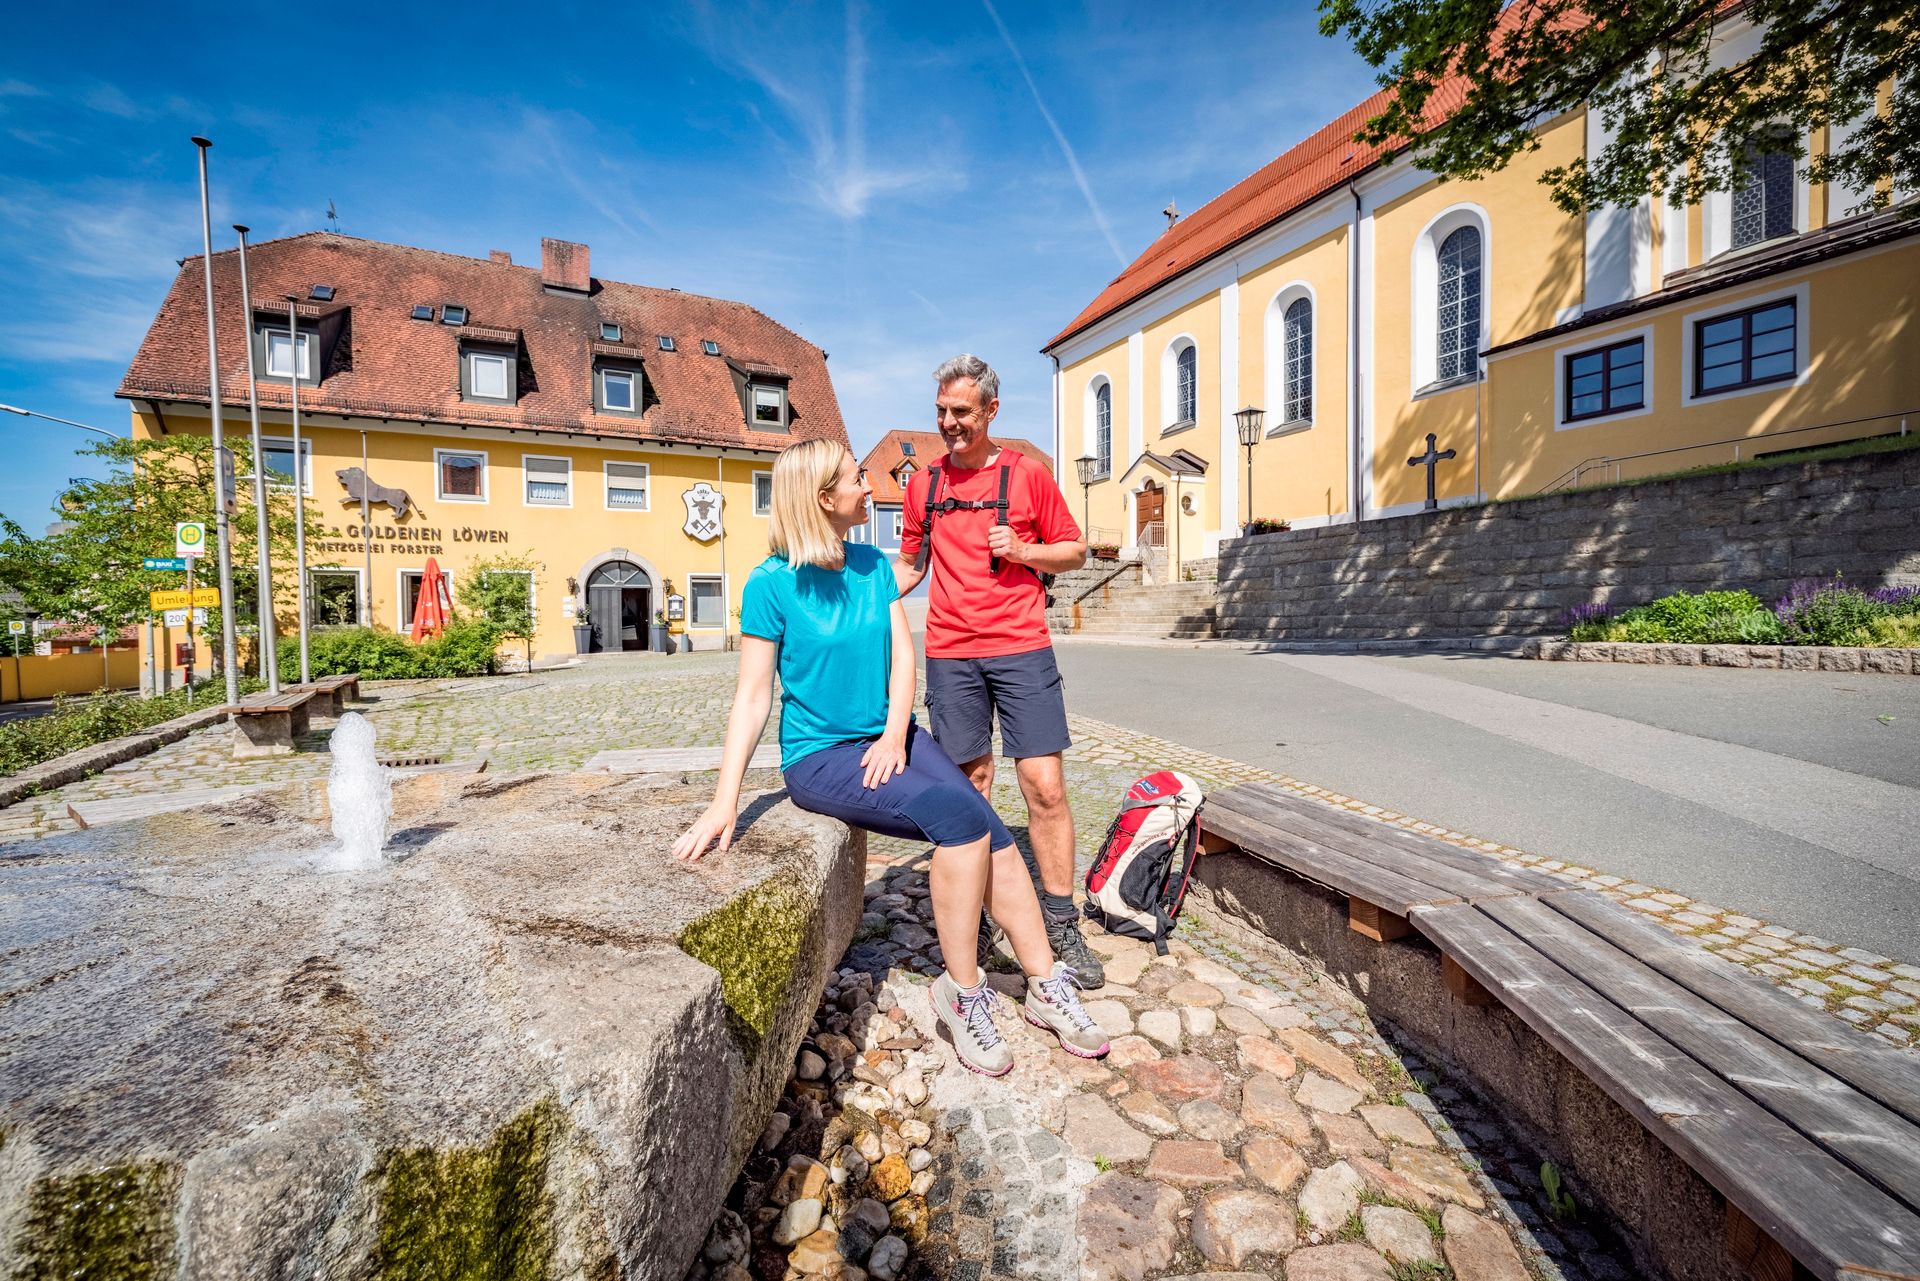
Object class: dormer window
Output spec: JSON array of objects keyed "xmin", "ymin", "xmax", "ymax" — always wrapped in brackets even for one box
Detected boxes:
[
  {"xmin": 658, "ymin": 335, "xmax": 676, "ymax": 352},
  {"xmin": 264, "ymin": 328, "xmax": 313, "ymax": 380},
  {"xmin": 896, "ymin": 461, "xmax": 915, "ymax": 486},
  {"xmin": 750, "ymin": 382, "xmax": 788, "ymax": 429},
  {"xmin": 466, "ymin": 351, "xmax": 511, "ymax": 401},
  {"xmin": 442, "ymin": 304, "xmax": 469, "ymax": 326},
  {"xmin": 702, "ymin": 340, "xmax": 720, "ymax": 356},
  {"xmin": 600, "ymin": 323, "xmax": 622, "ymax": 341},
  {"xmin": 597, "ymin": 363, "xmax": 642, "ymax": 416}
]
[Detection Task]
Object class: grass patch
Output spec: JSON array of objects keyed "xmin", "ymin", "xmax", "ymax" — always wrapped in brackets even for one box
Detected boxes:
[
  {"xmin": 1336, "ymin": 1211, "xmax": 1367, "ymax": 1242},
  {"xmin": 1549, "ymin": 429, "xmax": 1920, "ymax": 499},
  {"xmin": 0, "ymin": 675, "xmax": 262, "ymax": 778},
  {"xmin": 1389, "ymin": 1262, "xmax": 1454, "ymax": 1281}
]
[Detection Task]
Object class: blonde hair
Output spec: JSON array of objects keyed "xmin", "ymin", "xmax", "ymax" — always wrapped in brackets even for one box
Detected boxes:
[{"xmin": 768, "ymin": 438, "xmax": 851, "ymax": 569}]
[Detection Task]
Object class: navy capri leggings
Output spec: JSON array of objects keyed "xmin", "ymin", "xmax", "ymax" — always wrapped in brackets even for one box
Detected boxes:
[{"xmin": 784, "ymin": 722, "xmax": 1016, "ymax": 851}]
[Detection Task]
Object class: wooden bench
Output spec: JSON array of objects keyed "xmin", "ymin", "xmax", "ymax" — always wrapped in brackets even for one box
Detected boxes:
[
  {"xmin": 225, "ymin": 688, "xmax": 317, "ymax": 758},
  {"xmin": 1199, "ymin": 782, "xmax": 1920, "ymax": 1281},
  {"xmin": 287, "ymin": 673, "xmax": 361, "ymax": 720}
]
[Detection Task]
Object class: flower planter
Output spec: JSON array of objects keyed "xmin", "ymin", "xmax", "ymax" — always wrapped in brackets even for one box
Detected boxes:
[{"xmin": 572, "ymin": 624, "xmax": 594, "ymax": 655}]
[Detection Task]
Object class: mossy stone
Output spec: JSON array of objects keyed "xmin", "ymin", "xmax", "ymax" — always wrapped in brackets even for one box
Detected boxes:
[
  {"xmin": 18, "ymin": 1160, "xmax": 180, "ymax": 1280},
  {"xmin": 370, "ymin": 1100, "xmax": 560, "ymax": 1281},
  {"xmin": 678, "ymin": 874, "xmax": 815, "ymax": 1058}
]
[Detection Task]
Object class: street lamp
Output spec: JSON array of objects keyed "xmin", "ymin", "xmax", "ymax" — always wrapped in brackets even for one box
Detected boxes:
[
  {"xmin": 1074, "ymin": 453, "xmax": 1097, "ymax": 541},
  {"xmin": 1234, "ymin": 405, "xmax": 1265, "ymax": 532},
  {"xmin": 0, "ymin": 404, "xmax": 123, "ymax": 440}
]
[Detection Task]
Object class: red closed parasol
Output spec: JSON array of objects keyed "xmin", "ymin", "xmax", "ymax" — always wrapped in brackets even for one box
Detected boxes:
[{"xmin": 409, "ymin": 557, "xmax": 452, "ymax": 642}]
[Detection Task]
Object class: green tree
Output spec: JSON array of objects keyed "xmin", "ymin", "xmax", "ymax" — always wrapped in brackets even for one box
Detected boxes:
[
  {"xmin": 456, "ymin": 553, "xmax": 542, "ymax": 671},
  {"xmin": 0, "ymin": 436, "xmax": 326, "ymax": 675},
  {"xmin": 1319, "ymin": 0, "xmax": 1916, "ymax": 215}
]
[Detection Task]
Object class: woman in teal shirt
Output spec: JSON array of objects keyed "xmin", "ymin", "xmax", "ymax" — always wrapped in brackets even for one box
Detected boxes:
[{"xmin": 672, "ymin": 439, "xmax": 1107, "ymax": 1075}]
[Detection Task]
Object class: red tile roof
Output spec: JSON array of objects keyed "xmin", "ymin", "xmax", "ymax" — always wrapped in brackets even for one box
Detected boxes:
[
  {"xmin": 1043, "ymin": 81, "xmax": 1473, "ymax": 353},
  {"xmin": 121, "ymin": 232, "xmax": 848, "ymax": 453},
  {"xmin": 856, "ymin": 430, "xmax": 1055, "ymax": 506}
]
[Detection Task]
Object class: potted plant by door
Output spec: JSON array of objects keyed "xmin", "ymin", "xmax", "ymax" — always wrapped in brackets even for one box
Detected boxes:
[
  {"xmin": 650, "ymin": 610, "xmax": 670, "ymax": 654},
  {"xmin": 572, "ymin": 597, "xmax": 594, "ymax": 654}
]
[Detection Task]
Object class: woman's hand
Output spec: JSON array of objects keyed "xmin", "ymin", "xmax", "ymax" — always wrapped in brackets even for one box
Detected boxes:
[
  {"xmin": 672, "ymin": 800, "xmax": 738, "ymax": 861},
  {"xmin": 859, "ymin": 732, "xmax": 908, "ymax": 790}
]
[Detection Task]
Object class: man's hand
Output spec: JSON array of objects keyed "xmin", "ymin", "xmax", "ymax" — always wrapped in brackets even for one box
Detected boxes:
[{"xmin": 986, "ymin": 524, "xmax": 1029, "ymax": 564}]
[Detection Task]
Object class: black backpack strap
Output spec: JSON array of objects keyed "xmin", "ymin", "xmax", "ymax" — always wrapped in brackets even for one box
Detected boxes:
[
  {"xmin": 1150, "ymin": 816, "xmax": 1204, "ymax": 955},
  {"xmin": 913, "ymin": 464, "xmax": 942, "ymax": 573},
  {"xmin": 988, "ymin": 462, "xmax": 1012, "ymax": 575}
]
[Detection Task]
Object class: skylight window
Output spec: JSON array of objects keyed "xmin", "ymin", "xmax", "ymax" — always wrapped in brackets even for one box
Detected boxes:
[
  {"xmin": 410, "ymin": 304, "xmax": 434, "ymax": 321},
  {"xmin": 442, "ymin": 304, "xmax": 469, "ymax": 326},
  {"xmin": 900, "ymin": 441, "xmax": 915, "ymax": 456},
  {"xmin": 702, "ymin": 340, "xmax": 720, "ymax": 356},
  {"xmin": 309, "ymin": 284, "xmax": 335, "ymax": 302},
  {"xmin": 658, "ymin": 335, "xmax": 676, "ymax": 352},
  {"xmin": 601, "ymin": 322, "xmax": 622, "ymax": 341}
]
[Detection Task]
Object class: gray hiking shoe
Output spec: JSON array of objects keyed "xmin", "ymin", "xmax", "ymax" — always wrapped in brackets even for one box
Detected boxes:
[
  {"xmin": 930, "ymin": 971, "xmax": 1013, "ymax": 1076},
  {"xmin": 1045, "ymin": 912, "xmax": 1106, "ymax": 989},
  {"xmin": 1024, "ymin": 962, "xmax": 1111, "ymax": 1058}
]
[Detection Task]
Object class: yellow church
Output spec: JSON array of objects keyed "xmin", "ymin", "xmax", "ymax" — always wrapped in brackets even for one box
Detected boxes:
[{"xmin": 1043, "ymin": 12, "xmax": 1917, "ymax": 573}]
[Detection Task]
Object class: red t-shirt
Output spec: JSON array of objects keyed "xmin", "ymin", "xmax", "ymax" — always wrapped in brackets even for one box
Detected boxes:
[{"xmin": 900, "ymin": 448, "xmax": 1082, "ymax": 659}]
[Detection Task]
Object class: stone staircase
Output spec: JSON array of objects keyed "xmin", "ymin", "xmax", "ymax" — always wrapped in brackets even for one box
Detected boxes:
[{"xmin": 1066, "ymin": 580, "xmax": 1220, "ymax": 640}]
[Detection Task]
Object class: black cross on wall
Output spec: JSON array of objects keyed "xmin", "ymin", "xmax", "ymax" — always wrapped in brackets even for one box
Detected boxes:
[{"xmin": 1407, "ymin": 434, "xmax": 1457, "ymax": 511}]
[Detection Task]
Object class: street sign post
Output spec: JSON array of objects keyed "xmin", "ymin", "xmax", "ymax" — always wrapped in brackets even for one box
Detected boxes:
[
  {"xmin": 149, "ymin": 588, "xmax": 219, "ymax": 611},
  {"xmin": 144, "ymin": 557, "xmax": 188, "ymax": 571},
  {"xmin": 175, "ymin": 521, "xmax": 206, "ymax": 559},
  {"xmin": 161, "ymin": 608, "xmax": 207, "ymax": 629}
]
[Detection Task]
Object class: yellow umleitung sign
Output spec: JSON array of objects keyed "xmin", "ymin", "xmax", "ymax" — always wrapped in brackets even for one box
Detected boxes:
[{"xmin": 149, "ymin": 588, "xmax": 220, "ymax": 610}]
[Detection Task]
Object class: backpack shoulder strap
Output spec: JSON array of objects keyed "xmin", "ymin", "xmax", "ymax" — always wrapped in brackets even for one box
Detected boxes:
[
  {"xmin": 988, "ymin": 462, "xmax": 1012, "ymax": 574},
  {"xmin": 913, "ymin": 464, "xmax": 943, "ymax": 573}
]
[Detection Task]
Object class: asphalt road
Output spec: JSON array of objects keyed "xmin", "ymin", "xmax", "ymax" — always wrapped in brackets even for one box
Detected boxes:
[{"xmin": 1054, "ymin": 642, "xmax": 1920, "ymax": 965}]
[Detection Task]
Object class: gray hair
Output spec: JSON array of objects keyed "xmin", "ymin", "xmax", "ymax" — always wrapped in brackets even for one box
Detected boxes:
[{"xmin": 933, "ymin": 354, "xmax": 999, "ymax": 404}]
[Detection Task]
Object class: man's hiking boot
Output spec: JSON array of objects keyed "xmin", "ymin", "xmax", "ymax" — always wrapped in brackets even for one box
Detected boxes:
[
  {"xmin": 930, "ymin": 971, "xmax": 1013, "ymax": 1076},
  {"xmin": 1024, "ymin": 962, "xmax": 1110, "ymax": 1058},
  {"xmin": 1045, "ymin": 911, "xmax": 1106, "ymax": 989},
  {"xmin": 976, "ymin": 911, "xmax": 1003, "ymax": 968}
]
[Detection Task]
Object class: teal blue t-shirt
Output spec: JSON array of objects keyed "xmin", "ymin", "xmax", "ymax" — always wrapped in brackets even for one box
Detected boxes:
[{"xmin": 741, "ymin": 542, "xmax": 901, "ymax": 770}]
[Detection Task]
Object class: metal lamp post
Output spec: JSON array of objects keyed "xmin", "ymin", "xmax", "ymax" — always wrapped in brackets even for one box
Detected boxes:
[
  {"xmin": 232, "ymin": 228, "xmax": 279, "ymax": 692},
  {"xmin": 1234, "ymin": 405, "xmax": 1265, "ymax": 533},
  {"xmin": 1074, "ymin": 453, "xmax": 1097, "ymax": 541},
  {"xmin": 191, "ymin": 136, "xmax": 242, "ymax": 706},
  {"xmin": 0, "ymin": 404, "xmax": 123, "ymax": 440},
  {"xmin": 284, "ymin": 296, "xmax": 311, "ymax": 684}
]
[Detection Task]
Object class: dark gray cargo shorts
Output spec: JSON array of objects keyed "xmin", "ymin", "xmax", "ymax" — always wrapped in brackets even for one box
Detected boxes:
[{"xmin": 924, "ymin": 647, "xmax": 1071, "ymax": 763}]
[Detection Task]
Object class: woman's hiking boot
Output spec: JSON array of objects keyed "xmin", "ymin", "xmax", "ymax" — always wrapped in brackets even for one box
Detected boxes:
[
  {"xmin": 1024, "ymin": 962, "xmax": 1110, "ymax": 1058},
  {"xmin": 1044, "ymin": 912, "xmax": 1106, "ymax": 989},
  {"xmin": 930, "ymin": 972, "xmax": 1013, "ymax": 1076}
]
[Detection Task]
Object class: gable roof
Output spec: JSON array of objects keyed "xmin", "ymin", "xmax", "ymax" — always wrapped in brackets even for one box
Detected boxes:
[
  {"xmin": 856, "ymin": 429, "xmax": 1055, "ymax": 506},
  {"xmin": 1118, "ymin": 448, "xmax": 1210, "ymax": 485},
  {"xmin": 119, "ymin": 232, "xmax": 848, "ymax": 453}
]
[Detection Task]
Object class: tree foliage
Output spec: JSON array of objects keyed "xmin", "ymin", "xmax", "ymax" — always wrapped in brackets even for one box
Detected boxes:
[
  {"xmin": 455, "ymin": 553, "xmax": 542, "ymax": 669},
  {"xmin": 1318, "ymin": 0, "xmax": 1917, "ymax": 215}
]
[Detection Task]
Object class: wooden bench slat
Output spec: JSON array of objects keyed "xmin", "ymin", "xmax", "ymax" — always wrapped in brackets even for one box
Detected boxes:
[
  {"xmin": 1484, "ymin": 894, "xmax": 1920, "ymax": 1213},
  {"xmin": 1548, "ymin": 891, "xmax": 1920, "ymax": 1128},
  {"xmin": 1414, "ymin": 903, "xmax": 1920, "ymax": 1278},
  {"xmin": 1212, "ymin": 785, "xmax": 1544, "ymax": 904},
  {"xmin": 1198, "ymin": 802, "xmax": 1457, "ymax": 917}
]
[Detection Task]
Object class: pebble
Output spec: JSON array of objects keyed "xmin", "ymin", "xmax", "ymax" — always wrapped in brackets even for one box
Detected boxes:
[
  {"xmin": 770, "ymin": 1197, "xmax": 822, "ymax": 1246},
  {"xmin": 868, "ymin": 1235, "xmax": 909, "ymax": 1281},
  {"xmin": 905, "ymin": 1147, "xmax": 932, "ymax": 1172},
  {"xmin": 890, "ymin": 1072, "xmax": 928, "ymax": 1105},
  {"xmin": 795, "ymin": 1049, "xmax": 826, "ymax": 1080}
]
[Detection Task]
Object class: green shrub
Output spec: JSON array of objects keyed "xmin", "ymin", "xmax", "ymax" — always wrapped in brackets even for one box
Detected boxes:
[
  {"xmin": 1852, "ymin": 614, "xmax": 1920, "ymax": 648},
  {"xmin": 1617, "ymin": 614, "xmax": 1670, "ymax": 644},
  {"xmin": 281, "ymin": 621, "xmax": 503, "ymax": 681},
  {"xmin": 418, "ymin": 620, "xmax": 504, "ymax": 677},
  {"xmin": 1776, "ymin": 582, "xmax": 1880, "ymax": 646},
  {"xmin": 1632, "ymin": 590, "xmax": 1764, "ymax": 643},
  {"xmin": 0, "ymin": 677, "xmax": 260, "ymax": 778}
]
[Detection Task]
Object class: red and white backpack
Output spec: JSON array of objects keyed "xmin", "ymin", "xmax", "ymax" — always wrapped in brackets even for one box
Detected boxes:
[{"xmin": 1083, "ymin": 770, "xmax": 1206, "ymax": 954}]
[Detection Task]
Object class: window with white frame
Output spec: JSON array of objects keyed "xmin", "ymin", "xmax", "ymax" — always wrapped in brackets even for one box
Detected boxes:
[
  {"xmin": 689, "ymin": 575, "xmax": 724, "ymax": 627},
  {"xmin": 264, "ymin": 328, "xmax": 313, "ymax": 380},
  {"xmin": 398, "ymin": 568, "xmax": 455, "ymax": 629},
  {"xmin": 1436, "ymin": 226, "xmax": 1482, "ymax": 384},
  {"xmin": 1161, "ymin": 339, "xmax": 1198, "ymax": 428},
  {"xmin": 750, "ymin": 382, "xmax": 788, "ymax": 429},
  {"xmin": 752, "ymin": 470, "xmax": 773, "ymax": 516},
  {"xmin": 891, "ymin": 510, "xmax": 904, "ymax": 541},
  {"xmin": 1282, "ymin": 298, "xmax": 1313, "ymax": 425},
  {"xmin": 1731, "ymin": 130, "xmax": 1796, "ymax": 249},
  {"xmin": 309, "ymin": 569, "xmax": 362, "ymax": 627},
  {"xmin": 1093, "ymin": 380, "xmax": 1113, "ymax": 474},
  {"xmin": 259, "ymin": 436, "xmax": 312, "ymax": 493},
  {"xmin": 466, "ymin": 351, "xmax": 512, "ymax": 401},
  {"xmin": 436, "ymin": 449, "xmax": 487, "ymax": 502},
  {"xmin": 598, "ymin": 366, "xmax": 639, "ymax": 415},
  {"xmin": 523, "ymin": 455, "xmax": 570, "ymax": 506},
  {"xmin": 606, "ymin": 460, "xmax": 649, "ymax": 510}
]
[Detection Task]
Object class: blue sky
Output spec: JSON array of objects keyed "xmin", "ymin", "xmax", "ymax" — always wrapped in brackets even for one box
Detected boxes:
[{"xmin": 0, "ymin": 1, "xmax": 1379, "ymax": 528}]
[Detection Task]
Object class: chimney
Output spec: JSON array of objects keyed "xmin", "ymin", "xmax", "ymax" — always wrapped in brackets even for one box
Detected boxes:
[
  {"xmin": 489, "ymin": 249, "xmax": 512, "ymax": 265},
  {"xmin": 541, "ymin": 238, "xmax": 590, "ymax": 293}
]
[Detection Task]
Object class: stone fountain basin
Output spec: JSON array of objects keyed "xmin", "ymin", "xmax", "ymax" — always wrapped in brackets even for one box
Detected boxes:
[{"xmin": 0, "ymin": 769, "xmax": 863, "ymax": 1280}]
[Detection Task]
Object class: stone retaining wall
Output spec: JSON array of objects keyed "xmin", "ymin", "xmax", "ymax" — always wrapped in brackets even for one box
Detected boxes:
[
  {"xmin": 1527, "ymin": 640, "xmax": 1920, "ymax": 673},
  {"xmin": 0, "ymin": 706, "xmax": 230, "ymax": 808},
  {"xmin": 1045, "ymin": 558, "xmax": 1142, "ymax": 633},
  {"xmin": 1215, "ymin": 448, "xmax": 1920, "ymax": 641}
]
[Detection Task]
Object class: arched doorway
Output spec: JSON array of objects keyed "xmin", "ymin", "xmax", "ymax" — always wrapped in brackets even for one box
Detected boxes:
[
  {"xmin": 1135, "ymin": 479, "xmax": 1164, "ymax": 547},
  {"xmin": 586, "ymin": 560, "xmax": 652, "ymax": 652}
]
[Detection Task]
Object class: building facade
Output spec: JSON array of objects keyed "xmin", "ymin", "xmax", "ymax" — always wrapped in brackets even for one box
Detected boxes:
[
  {"xmin": 120, "ymin": 233, "xmax": 847, "ymax": 661},
  {"xmin": 1044, "ymin": 14, "xmax": 1917, "ymax": 573}
]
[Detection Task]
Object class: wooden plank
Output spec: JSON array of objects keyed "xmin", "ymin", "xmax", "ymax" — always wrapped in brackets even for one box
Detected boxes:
[
  {"xmin": 67, "ymin": 784, "xmax": 266, "ymax": 829},
  {"xmin": 1348, "ymin": 899, "xmax": 1413, "ymax": 942},
  {"xmin": 1485, "ymin": 894, "xmax": 1920, "ymax": 1212},
  {"xmin": 1197, "ymin": 802, "xmax": 1456, "ymax": 918},
  {"xmin": 1197, "ymin": 829, "xmax": 1239, "ymax": 857},
  {"xmin": 1412, "ymin": 903, "xmax": 1920, "ymax": 1279},
  {"xmin": 1215, "ymin": 783, "xmax": 1564, "ymax": 898},
  {"xmin": 1443, "ymin": 952, "xmax": 1495, "ymax": 1004},
  {"xmin": 1548, "ymin": 892, "xmax": 1920, "ymax": 1128},
  {"xmin": 1729, "ymin": 1203, "xmax": 1801, "ymax": 1281}
]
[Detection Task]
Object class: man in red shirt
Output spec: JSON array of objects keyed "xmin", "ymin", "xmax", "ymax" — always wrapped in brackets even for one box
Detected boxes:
[{"xmin": 894, "ymin": 355, "xmax": 1104, "ymax": 987}]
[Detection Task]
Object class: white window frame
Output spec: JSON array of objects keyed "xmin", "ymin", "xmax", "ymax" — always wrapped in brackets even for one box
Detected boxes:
[
  {"xmin": 604, "ymin": 459, "xmax": 650, "ymax": 512},
  {"xmin": 687, "ymin": 574, "xmax": 726, "ymax": 629},
  {"xmin": 466, "ymin": 351, "xmax": 512, "ymax": 402},
  {"xmin": 1680, "ymin": 280, "xmax": 1811, "ymax": 408},
  {"xmin": 1085, "ymin": 375, "xmax": 1114, "ymax": 477},
  {"xmin": 1159, "ymin": 335, "xmax": 1199, "ymax": 432},
  {"xmin": 434, "ymin": 447, "xmax": 489, "ymax": 504},
  {"xmin": 1702, "ymin": 130, "xmax": 1811, "ymax": 261},
  {"xmin": 396, "ymin": 567, "xmax": 456, "ymax": 630},
  {"xmin": 752, "ymin": 469, "xmax": 773, "ymax": 516},
  {"xmin": 264, "ymin": 328, "xmax": 314, "ymax": 380},
  {"xmin": 891, "ymin": 510, "xmax": 904, "ymax": 540},
  {"xmin": 749, "ymin": 382, "xmax": 789, "ymax": 429},
  {"xmin": 1264, "ymin": 282, "xmax": 1316, "ymax": 435},
  {"xmin": 1554, "ymin": 324, "xmax": 1655, "ymax": 430},
  {"xmin": 521, "ymin": 453, "xmax": 572, "ymax": 508},
  {"xmin": 258, "ymin": 435, "xmax": 313, "ymax": 495},
  {"xmin": 1410, "ymin": 203, "xmax": 1491, "ymax": 397},
  {"xmin": 307, "ymin": 566, "xmax": 365, "ymax": 627},
  {"xmin": 599, "ymin": 367, "xmax": 639, "ymax": 414}
]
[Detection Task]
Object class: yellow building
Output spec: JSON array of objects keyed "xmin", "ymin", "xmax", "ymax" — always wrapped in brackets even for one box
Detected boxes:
[
  {"xmin": 119, "ymin": 233, "xmax": 848, "ymax": 663},
  {"xmin": 1044, "ymin": 12, "xmax": 1917, "ymax": 571}
]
